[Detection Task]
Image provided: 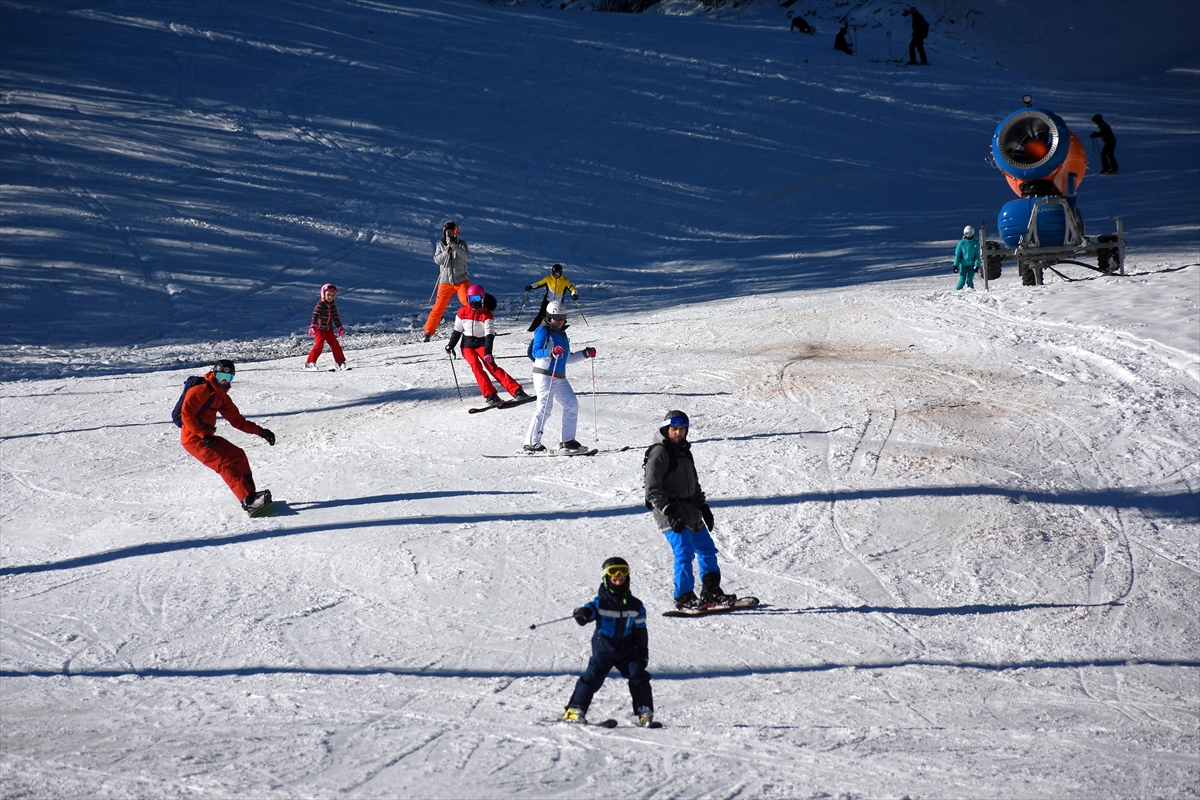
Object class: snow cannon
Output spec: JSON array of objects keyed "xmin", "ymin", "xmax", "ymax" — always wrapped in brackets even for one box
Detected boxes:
[
  {"xmin": 981, "ymin": 97, "xmax": 1124, "ymax": 287},
  {"xmin": 991, "ymin": 105, "xmax": 1089, "ymax": 248}
]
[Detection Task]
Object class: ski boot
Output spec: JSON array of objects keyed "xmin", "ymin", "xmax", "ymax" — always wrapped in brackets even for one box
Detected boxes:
[
  {"xmin": 513, "ymin": 388, "xmax": 530, "ymax": 400},
  {"xmin": 674, "ymin": 591, "xmax": 701, "ymax": 611},
  {"xmin": 483, "ymin": 393, "xmax": 503, "ymax": 408},
  {"xmin": 558, "ymin": 440, "xmax": 583, "ymax": 452},
  {"xmin": 562, "ymin": 707, "xmax": 586, "ymax": 724},
  {"xmin": 335, "ymin": 361, "xmax": 348, "ymax": 371},
  {"xmin": 242, "ymin": 490, "xmax": 272, "ymax": 515},
  {"xmin": 700, "ymin": 573, "xmax": 736, "ymax": 609},
  {"xmin": 636, "ymin": 711, "xmax": 655, "ymax": 727},
  {"xmin": 523, "ymin": 443, "xmax": 547, "ymax": 453},
  {"xmin": 303, "ymin": 362, "xmax": 318, "ymax": 371}
]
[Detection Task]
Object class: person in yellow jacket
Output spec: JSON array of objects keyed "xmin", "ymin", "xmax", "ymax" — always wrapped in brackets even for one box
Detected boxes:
[{"xmin": 525, "ymin": 263, "xmax": 578, "ymax": 332}]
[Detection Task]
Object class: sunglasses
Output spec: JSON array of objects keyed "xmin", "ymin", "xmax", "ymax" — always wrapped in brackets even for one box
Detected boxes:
[
  {"xmin": 666, "ymin": 417, "xmax": 688, "ymax": 428},
  {"xmin": 215, "ymin": 371, "xmax": 234, "ymax": 384},
  {"xmin": 603, "ymin": 564, "xmax": 630, "ymax": 578}
]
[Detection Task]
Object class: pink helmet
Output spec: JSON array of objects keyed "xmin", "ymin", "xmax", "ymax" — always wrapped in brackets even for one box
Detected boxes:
[
  {"xmin": 320, "ymin": 283, "xmax": 338, "ymax": 298},
  {"xmin": 467, "ymin": 283, "xmax": 485, "ymax": 300}
]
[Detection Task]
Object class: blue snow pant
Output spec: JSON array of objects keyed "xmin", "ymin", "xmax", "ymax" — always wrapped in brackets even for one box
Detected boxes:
[
  {"xmin": 956, "ymin": 267, "xmax": 975, "ymax": 290},
  {"xmin": 567, "ymin": 642, "xmax": 653, "ymax": 715},
  {"xmin": 663, "ymin": 526, "xmax": 720, "ymax": 599}
]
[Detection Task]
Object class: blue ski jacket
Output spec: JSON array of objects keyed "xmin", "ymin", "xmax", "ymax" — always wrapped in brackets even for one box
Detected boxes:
[{"xmin": 576, "ymin": 585, "xmax": 648, "ymax": 654}]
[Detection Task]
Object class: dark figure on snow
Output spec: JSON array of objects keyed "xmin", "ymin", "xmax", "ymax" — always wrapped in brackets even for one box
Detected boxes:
[
  {"xmin": 1090, "ymin": 114, "xmax": 1119, "ymax": 174},
  {"xmin": 644, "ymin": 410, "xmax": 736, "ymax": 611},
  {"xmin": 834, "ymin": 24, "xmax": 853, "ymax": 55},
  {"xmin": 790, "ymin": 15, "xmax": 815, "ymax": 34},
  {"xmin": 562, "ymin": 558, "xmax": 655, "ymax": 727},
  {"xmin": 904, "ymin": 7, "xmax": 929, "ymax": 65}
]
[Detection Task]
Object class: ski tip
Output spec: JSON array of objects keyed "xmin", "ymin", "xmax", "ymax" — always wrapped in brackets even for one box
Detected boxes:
[{"xmin": 597, "ymin": 719, "xmax": 618, "ymax": 728}]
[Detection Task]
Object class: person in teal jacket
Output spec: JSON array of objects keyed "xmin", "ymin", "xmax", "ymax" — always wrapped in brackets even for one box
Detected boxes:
[{"xmin": 954, "ymin": 226, "xmax": 980, "ymax": 290}]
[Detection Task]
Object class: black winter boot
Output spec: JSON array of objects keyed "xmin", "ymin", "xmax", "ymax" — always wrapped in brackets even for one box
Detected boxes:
[{"xmin": 700, "ymin": 572, "xmax": 736, "ymax": 607}]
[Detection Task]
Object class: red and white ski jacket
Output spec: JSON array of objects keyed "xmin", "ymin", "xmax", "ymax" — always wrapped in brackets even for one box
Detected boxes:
[{"xmin": 446, "ymin": 306, "xmax": 497, "ymax": 353}]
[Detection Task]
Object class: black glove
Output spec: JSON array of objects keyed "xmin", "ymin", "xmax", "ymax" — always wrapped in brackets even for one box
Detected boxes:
[
  {"xmin": 573, "ymin": 607, "xmax": 591, "ymax": 625},
  {"xmin": 524, "ymin": 285, "xmax": 534, "ymax": 292},
  {"xmin": 664, "ymin": 505, "xmax": 685, "ymax": 533},
  {"xmin": 259, "ymin": 428, "xmax": 275, "ymax": 446},
  {"xmin": 444, "ymin": 346, "xmax": 455, "ymax": 358},
  {"xmin": 200, "ymin": 435, "xmax": 217, "ymax": 449},
  {"xmin": 700, "ymin": 503, "xmax": 714, "ymax": 531},
  {"xmin": 571, "ymin": 292, "xmax": 579, "ymax": 301}
]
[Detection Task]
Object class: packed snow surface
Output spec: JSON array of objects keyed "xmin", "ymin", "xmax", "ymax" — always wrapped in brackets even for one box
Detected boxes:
[{"xmin": 1, "ymin": 1, "xmax": 1197, "ymax": 797}]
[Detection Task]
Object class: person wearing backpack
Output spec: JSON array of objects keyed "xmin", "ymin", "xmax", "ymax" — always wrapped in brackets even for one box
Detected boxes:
[
  {"xmin": 177, "ymin": 359, "xmax": 276, "ymax": 514},
  {"xmin": 643, "ymin": 410, "xmax": 735, "ymax": 611}
]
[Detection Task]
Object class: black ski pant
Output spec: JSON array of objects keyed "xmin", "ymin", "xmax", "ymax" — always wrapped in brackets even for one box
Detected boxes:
[
  {"xmin": 527, "ymin": 295, "xmax": 549, "ymax": 332},
  {"xmin": 568, "ymin": 646, "xmax": 653, "ymax": 715},
  {"xmin": 1100, "ymin": 143, "xmax": 1118, "ymax": 173},
  {"xmin": 908, "ymin": 36, "xmax": 927, "ymax": 64}
]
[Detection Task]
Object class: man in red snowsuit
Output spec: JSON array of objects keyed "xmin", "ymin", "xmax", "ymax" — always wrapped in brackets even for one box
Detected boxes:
[{"xmin": 179, "ymin": 359, "xmax": 275, "ymax": 512}]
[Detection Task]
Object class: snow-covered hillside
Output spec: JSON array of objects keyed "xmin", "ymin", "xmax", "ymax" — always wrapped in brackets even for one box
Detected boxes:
[{"xmin": 2, "ymin": 1, "xmax": 1197, "ymax": 797}]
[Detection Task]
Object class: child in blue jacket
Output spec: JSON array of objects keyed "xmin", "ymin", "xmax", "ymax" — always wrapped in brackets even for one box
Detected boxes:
[{"xmin": 563, "ymin": 557, "xmax": 655, "ymax": 727}]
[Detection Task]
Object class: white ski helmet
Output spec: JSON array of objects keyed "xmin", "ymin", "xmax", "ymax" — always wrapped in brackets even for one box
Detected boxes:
[
  {"xmin": 545, "ymin": 301, "xmax": 568, "ymax": 321},
  {"xmin": 963, "ymin": 225, "xmax": 975, "ymax": 238}
]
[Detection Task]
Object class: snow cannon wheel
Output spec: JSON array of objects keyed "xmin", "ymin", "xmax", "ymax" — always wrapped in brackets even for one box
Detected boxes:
[
  {"xmin": 983, "ymin": 241, "xmax": 1003, "ymax": 280},
  {"xmin": 1096, "ymin": 233, "xmax": 1121, "ymax": 273}
]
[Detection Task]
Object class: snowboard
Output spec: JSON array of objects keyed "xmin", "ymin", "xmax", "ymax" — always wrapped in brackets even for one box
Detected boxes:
[
  {"xmin": 543, "ymin": 717, "xmax": 618, "ymax": 728},
  {"xmin": 468, "ymin": 394, "xmax": 536, "ymax": 414},
  {"xmin": 248, "ymin": 500, "xmax": 276, "ymax": 518},
  {"xmin": 662, "ymin": 596, "xmax": 760, "ymax": 618}
]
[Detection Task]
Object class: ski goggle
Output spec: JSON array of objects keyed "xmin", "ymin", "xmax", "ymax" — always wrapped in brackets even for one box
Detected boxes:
[
  {"xmin": 665, "ymin": 416, "xmax": 688, "ymax": 428},
  {"xmin": 215, "ymin": 371, "xmax": 234, "ymax": 385},
  {"xmin": 603, "ymin": 564, "xmax": 630, "ymax": 579},
  {"xmin": 468, "ymin": 295, "xmax": 483, "ymax": 303}
]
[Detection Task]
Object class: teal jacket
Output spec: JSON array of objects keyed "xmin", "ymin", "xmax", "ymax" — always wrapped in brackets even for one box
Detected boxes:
[{"xmin": 954, "ymin": 237, "xmax": 980, "ymax": 272}]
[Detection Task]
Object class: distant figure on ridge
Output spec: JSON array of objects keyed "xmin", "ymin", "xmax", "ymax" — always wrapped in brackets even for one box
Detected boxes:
[
  {"xmin": 424, "ymin": 220, "xmax": 470, "ymax": 343},
  {"xmin": 834, "ymin": 24, "xmax": 853, "ymax": 55},
  {"xmin": 904, "ymin": 6, "xmax": 929, "ymax": 65},
  {"xmin": 1090, "ymin": 114, "xmax": 1119, "ymax": 174},
  {"xmin": 790, "ymin": 15, "xmax": 815, "ymax": 35}
]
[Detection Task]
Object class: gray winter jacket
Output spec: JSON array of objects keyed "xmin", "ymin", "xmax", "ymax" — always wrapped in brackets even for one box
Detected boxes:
[
  {"xmin": 643, "ymin": 429, "xmax": 708, "ymax": 532},
  {"xmin": 434, "ymin": 238, "xmax": 470, "ymax": 285}
]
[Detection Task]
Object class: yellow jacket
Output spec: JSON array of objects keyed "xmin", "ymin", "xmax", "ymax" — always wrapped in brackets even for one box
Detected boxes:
[{"xmin": 531, "ymin": 273, "xmax": 577, "ymax": 299}]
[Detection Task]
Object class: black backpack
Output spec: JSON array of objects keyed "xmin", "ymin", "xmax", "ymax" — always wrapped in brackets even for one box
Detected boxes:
[{"xmin": 171, "ymin": 376, "xmax": 213, "ymax": 428}]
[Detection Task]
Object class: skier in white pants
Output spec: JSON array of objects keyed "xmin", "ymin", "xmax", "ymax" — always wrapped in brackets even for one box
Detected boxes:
[{"xmin": 524, "ymin": 301, "xmax": 596, "ymax": 453}]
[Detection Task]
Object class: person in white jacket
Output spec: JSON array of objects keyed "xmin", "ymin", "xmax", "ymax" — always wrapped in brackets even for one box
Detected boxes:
[{"xmin": 524, "ymin": 302, "xmax": 596, "ymax": 453}]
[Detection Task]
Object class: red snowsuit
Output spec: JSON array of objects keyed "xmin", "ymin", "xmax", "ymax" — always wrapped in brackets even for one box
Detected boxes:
[
  {"xmin": 180, "ymin": 372, "xmax": 265, "ymax": 502},
  {"xmin": 446, "ymin": 304, "xmax": 523, "ymax": 399},
  {"xmin": 307, "ymin": 297, "xmax": 345, "ymax": 365}
]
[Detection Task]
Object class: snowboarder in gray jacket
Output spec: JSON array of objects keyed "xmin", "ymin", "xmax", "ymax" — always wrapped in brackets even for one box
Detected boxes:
[{"xmin": 644, "ymin": 410, "xmax": 734, "ymax": 611}]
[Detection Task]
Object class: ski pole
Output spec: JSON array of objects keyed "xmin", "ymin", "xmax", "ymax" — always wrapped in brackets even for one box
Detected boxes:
[
  {"xmin": 428, "ymin": 276, "xmax": 440, "ymax": 304},
  {"xmin": 447, "ymin": 350, "xmax": 462, "ymax": 401},
  {"xmin": 590, "ymin": 356, "xmax": 598, "ymax": 443},
  {"xmin": 572, "ymin": 296, "xmax": 589, "ymax": 327},
  {"xmin": 529, "ymin": 614, "xmax": 574, "ymax": 630},
  {"xmin": 513, "ymin": 290, "xmax": 529, "ymax": 321}
]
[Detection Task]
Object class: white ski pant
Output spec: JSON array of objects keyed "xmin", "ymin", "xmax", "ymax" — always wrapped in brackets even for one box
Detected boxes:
[{"xmin": 525, "ymin": 372, "xmax": 578, "ymax": 446}]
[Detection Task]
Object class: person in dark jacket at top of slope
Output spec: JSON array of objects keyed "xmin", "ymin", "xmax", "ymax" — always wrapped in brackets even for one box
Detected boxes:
[
  {"xmin": 904, "ymin": 6, "xmax": 929, "ymax": 65},
  {"xmin": 523, "ymin": 301, "xmax": 596, "ymax": 453},
  {"xmin": 644, "ymin": 410, "xmax": 735, "ymax": 611},
  {"xmin": 305, "ymin": 283, "xmax": 347, "ymax": 370},
  {"xmin": 445, "ymin": 283, "xmax": 529, "ymax": 407},
  {"xmin": 1090, "ymin": 114, "xmax": 1119, "ymax": 174},
  {"xmin": 834, "ymin": 23, "xmax": 853, "ymax": 55},
  {"xmin": 179, "ymin": 359, "xmax": 275, "ymax": 514},
  {"xmin": 563, "ymin": 557, "xmax": 655, "ymax": 727}
]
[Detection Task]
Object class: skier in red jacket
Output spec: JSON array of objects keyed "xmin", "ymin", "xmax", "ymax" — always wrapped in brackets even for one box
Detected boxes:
[
  {"xmin": 445, "ymin": 284, "xmax": 529, "ymax": 408},
  {"xmin": 179, "ymin": 359, "xmax": 275, "ymax": 514}
]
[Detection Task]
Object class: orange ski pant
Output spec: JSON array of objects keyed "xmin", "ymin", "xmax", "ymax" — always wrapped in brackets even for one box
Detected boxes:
[
  {"xmin": 184, "ymin": 437, "xmax": 255, "ymax": 502},
  {"xmin": 424, "ymin": 281, "xmax": 470, "ymax": 336},
  {"xmin": 462, "ymin": 346, "xmax": 522, "ymax": 398}
]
